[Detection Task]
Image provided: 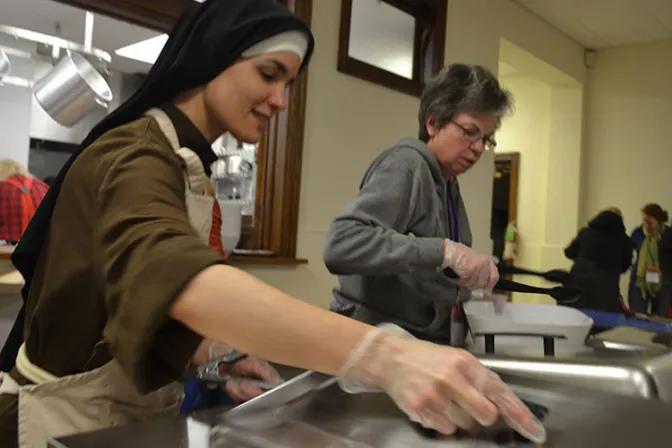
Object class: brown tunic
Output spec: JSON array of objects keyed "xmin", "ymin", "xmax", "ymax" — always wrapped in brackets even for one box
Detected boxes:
[{"xmin": 0, "ymin": 105, "xmax": 223, "ymax": 444}]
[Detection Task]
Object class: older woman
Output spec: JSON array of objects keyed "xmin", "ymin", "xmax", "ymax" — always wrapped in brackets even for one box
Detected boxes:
[
  {"xmin": 324, "ymin": 64, "xmax": 510, "ymax": 343},
  {"xmin": 0, "ymin": 4, "xmax": 544, "ymax": 447},
  {"xmin": 628, "ymin": 203, "xmax": 672, "ymax": 316}
]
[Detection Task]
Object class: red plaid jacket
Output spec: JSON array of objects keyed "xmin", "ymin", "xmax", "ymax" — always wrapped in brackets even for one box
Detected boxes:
[{"xmin": 0, "ymin": 174, "xmax": 49, "ymax": 243}]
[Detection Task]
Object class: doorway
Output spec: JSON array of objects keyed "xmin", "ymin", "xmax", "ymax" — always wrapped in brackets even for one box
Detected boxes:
[{"xmin": 491, "ymin": 152, "xmax": 519, "ymax": 262}]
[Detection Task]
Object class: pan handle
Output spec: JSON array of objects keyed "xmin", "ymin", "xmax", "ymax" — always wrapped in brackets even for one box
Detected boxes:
[
  {"xmin": 498, "ymin": 265, "xmax": 541, "ymax": 276},
  {"xmin": 442, "ymin": 267, "xmax": 553, "ymax": 295}
]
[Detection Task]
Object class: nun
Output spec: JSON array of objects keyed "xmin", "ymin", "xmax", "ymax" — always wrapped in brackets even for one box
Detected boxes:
[{"xmin": 0, "ymin": 1, "xmax": 545, "ymax": 446}]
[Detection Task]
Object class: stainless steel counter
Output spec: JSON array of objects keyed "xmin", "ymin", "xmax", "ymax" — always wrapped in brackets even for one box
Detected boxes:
[
  {"xmin": 47, "ymin": 334, "xmax": 672, "ymax": 447},
  {"xmin": 479, "ymin": 337, "xmax": 672, "ymax": 402},
  {"xmin": 50, "ymin": 370, "xmax": 672, "ymax": 447}
]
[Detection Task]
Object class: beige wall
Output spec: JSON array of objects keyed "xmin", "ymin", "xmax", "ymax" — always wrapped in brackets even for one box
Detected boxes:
[
  {"xmin": 581, "ymin": 39, "xmax": 672, "ymax": 299},
  {"xmin": 582, "ymin": 39, "xmax": 672, "ymax": 231},
  {"xmin": 496, "ymin": 73, "xmax": 583, "ymax": 304},
  {"xmin": 243, "ymin": 0, "xmax": 586, "ymax": 308},
  {"xmin": 497, "ymin": 75, "xmax": 553, "ymax": 272}
]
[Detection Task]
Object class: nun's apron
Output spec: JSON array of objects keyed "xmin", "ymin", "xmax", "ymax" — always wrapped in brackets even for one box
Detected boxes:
[{"xmin": 0, "ymin": 108, "xmax": 221, "ymax": 448}]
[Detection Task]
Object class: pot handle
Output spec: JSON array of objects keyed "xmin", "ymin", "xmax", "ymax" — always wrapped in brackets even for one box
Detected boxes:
[{"xmin": 94, "ymin": 97, "xmax": 109, "ymax": 109}]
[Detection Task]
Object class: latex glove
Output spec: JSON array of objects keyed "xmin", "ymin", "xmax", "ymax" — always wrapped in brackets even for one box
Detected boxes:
[
  {"xmin": 207, "ymin": 342, "xmax": 283, "ymax": 403},
  {"xmin": 219, "ymin": 356, "xmax": 283, "ymax": 403},
  {"xmin": 442, "ymin": 239, "xmax": 499, "ymax": 290},
  {"xmin": 471, "ymin": 289, "xmax": 508, "ymax": 313},
  {"xmin": 338, "ymin": 324, "xmax": 546, "ymax": 443}
]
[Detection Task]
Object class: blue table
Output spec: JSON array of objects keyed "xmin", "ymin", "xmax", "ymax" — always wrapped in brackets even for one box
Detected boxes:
[{"xmin": 579, "ymin": 309, "xmax": 672, "ymax": 334}]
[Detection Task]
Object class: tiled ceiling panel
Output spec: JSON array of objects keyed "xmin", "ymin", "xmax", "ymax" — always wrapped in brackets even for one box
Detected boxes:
[{"xmin": 512, "ymin": 0, "xmax": 672, "ymax": 48}]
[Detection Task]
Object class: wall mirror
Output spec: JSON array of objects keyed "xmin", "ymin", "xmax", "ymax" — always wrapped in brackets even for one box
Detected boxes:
[{"xmin": 338, "ymin": 0, "xmax": 447, "ymax": 96}]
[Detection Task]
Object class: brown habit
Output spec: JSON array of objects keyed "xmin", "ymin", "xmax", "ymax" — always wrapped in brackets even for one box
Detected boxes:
[{"xmin": 0, "ymin": 105, "xmax": 224, "ymax": 444}]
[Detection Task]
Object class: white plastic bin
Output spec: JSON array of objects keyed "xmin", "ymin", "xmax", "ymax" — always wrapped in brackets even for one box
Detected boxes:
[{"xmin": 464, "ymin": 301, "xmax": 594, "ymax": 356}]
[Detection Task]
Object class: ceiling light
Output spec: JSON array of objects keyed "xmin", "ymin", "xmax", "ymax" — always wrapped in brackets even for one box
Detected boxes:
[
  {"xmin": 115, "ymin": 34, "xmax": 168, "ymax": 65},
  {"xmin": 114, "ymin": 1, "xmax": 205, "ymax": 64}
]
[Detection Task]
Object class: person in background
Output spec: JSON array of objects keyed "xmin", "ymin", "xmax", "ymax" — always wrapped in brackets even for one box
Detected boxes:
[
  {"xmin": 658, "ymin": 225, "xmax": 672, "ymax": 287},
  {"xmin": 324, "ymin": 64, "xmax": 509, "ymax": 343},
  {"xmin": 563, "ymin": 207, "xmax": 633, "ymax": 313},
  {"xmin": 628, "ymin": 203, "xmax": 672, "ymax": 316},
  {"xmin": 0, "ymin": 1, "xmax": 544, "ymax": 446},
  {"xmin": 0, "ymin": 160, "xmax": 49, "ymax": 245}
]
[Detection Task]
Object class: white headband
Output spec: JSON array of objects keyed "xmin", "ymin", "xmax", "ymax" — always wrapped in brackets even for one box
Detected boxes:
[{"xmin": 241, "ymin": 30, "xmax": 309, "ymax": 62}]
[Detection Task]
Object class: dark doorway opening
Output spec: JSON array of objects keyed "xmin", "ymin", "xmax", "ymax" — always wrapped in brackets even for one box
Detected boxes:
[{"xmin": 491, "ymin": 152, "xmax": 519, "ymax": 262}]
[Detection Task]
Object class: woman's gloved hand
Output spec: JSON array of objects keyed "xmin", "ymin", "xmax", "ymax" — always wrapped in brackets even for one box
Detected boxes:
[
  {"xmin": 208, "ymin": 342, "xmax": 283, "ymax": 403},
  {"xmin": 338, "ymin": 324, "xmax": 546, "ymax": 444},
  {"xmin": 442, "ymin": 240, "xmax": 499, "ymax": 290},
  {"xmin": 471, "ymin": 290, "xmax": 508, "ymax": 313}
]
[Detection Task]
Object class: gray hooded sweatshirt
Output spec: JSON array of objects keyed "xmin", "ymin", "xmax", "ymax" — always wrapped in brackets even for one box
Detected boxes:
[{"xmin": 323, "ymin": 137, "xmax": 472, "ymax": 340}]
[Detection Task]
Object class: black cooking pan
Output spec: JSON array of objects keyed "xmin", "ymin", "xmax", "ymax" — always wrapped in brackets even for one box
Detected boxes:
[{"xmin": 443, "ymin": 267, "xmax": 581, "ymax": 304}]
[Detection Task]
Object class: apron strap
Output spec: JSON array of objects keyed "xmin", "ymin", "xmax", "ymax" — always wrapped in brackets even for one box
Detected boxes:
[
  {"xmin": 144, "ymin": 108, "xmax": 180, "ymax": 151},
  {"xmin": 15, "ymin": 343, "xmax": 57, "ymax": 384},
  {"xmin": 144, "ymin": 108, "xmax": 208, "ymax": 194}
]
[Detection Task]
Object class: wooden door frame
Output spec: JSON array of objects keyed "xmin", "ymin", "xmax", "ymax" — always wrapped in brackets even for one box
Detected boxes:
[{"xmin": 494, "ymin": 152, "xmax": 520, "ymax": 223}]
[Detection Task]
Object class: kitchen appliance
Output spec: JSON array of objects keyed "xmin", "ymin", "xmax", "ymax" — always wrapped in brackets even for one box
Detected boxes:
[
  {"xmin": 213, "ymin": 155, "xmax": 255, "ymax": 202},
  {"xmin": 32, "ymin": 51, "xmax": 113, "ymax": 127}
]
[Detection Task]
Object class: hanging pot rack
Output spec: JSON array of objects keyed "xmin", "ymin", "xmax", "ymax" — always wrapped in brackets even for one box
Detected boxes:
[
  {"xmin": 0, "ymin": 11, "xmax": 112, "ymax": 89},
  {"xmin": 0, "ymin": 23, "xmax": 111, "ymax": 63}
]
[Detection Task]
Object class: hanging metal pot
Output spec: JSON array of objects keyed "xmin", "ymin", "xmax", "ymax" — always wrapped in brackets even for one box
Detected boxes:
[
  {"xmin": 0, "ymin": 49, "xmax": 10, "ymax": 80},
  {"xmin": 32, "ymin": 51, "xmax": 113, "ymax": 127}
]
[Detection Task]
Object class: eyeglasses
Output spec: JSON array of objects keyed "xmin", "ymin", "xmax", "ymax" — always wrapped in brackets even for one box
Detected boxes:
[{"xmin": 451, "ymin": 121, "xmax": 497, "ymax": 151}]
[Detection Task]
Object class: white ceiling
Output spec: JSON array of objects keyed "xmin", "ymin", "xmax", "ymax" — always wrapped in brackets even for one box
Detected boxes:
[
  {"xmin": 0, "ymin": 0, "xmax": 162, "ymax": 73},
  {"xmin": 513, "ymin": 0, "xmax": 672, "ymax": 49},
  {"xmin": 2, "ymin": 0, "xmax": 670, "ymax": 79}
]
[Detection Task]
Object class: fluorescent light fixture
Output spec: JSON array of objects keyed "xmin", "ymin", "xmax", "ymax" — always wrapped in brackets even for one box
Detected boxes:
[
  {"xmin": 115, "ymin": 34, "xmax": 168, "ymax": 65},
  {"xmin": 115, "ymin": 1, "xmax": 204, "ymax": 64}
]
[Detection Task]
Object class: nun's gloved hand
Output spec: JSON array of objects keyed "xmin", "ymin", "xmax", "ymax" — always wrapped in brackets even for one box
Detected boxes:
[
  {"xmin": 220, "ymin": 356, "xmax": 283, "ymax": 403},
  {"xmin": 208, "ymin": 342, "xmax": 283, "ymax": 403},
  {"xmin": 337, "ymin": 324, "xmax": 546, "ymax": 444},
  {"xmin": 442, "ymin": 239, "xmax": 499, "ymax": 290}
]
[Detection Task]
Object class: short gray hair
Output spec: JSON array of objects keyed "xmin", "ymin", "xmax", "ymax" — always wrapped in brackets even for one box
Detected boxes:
[{"xmin": 418, "ymin": 63, "xmax": 513, "ymax": 142}]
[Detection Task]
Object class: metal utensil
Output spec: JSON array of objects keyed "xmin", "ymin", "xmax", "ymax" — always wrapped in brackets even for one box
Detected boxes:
[
  {"xmin": 443, "ymin": 267, "xmax": 582, "ymax": 304},
  {"xmin": 32, "ymin": 51, "xmax": 112, "ymax": 127},
  {"xmin": 182, "ymin": 349, "xmax": 280, "ymax": 392},
  {"xmin": 498, "ymin": 264, "xmax": 571, "ymax": 284},
  {"xmin": 224, "ymin": 371, "xmax": 337, "ymax": 430}
]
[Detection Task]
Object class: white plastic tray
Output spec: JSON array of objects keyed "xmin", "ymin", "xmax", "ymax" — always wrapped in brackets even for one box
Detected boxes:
[{"xmin": 464, "ymin": 301, "xmax": 594, "ymax": 356}]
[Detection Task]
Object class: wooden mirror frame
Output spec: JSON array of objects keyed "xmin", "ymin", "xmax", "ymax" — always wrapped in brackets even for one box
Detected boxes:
[{"xmin": 337, "ymin": 0, "xmax": 447, "ymax": 97}]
